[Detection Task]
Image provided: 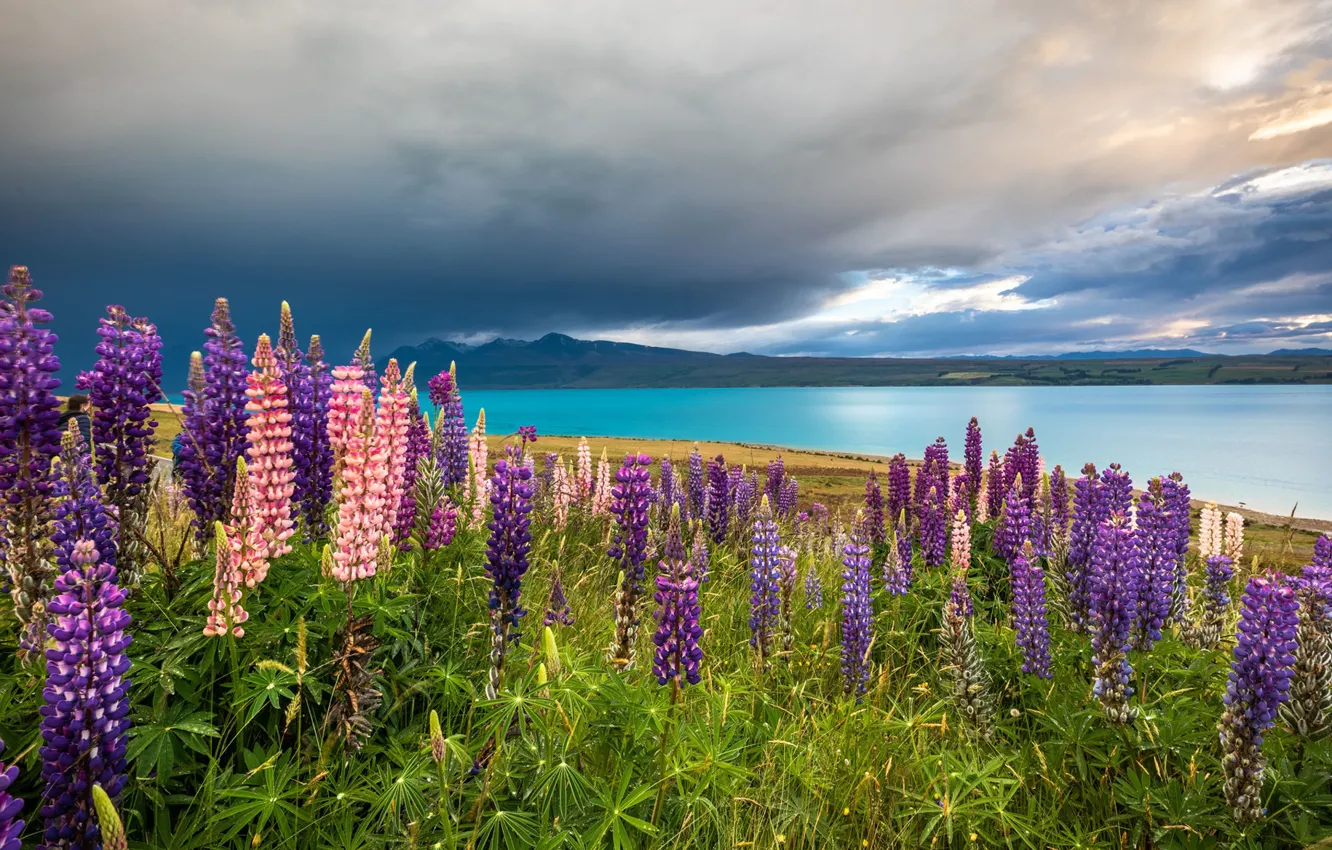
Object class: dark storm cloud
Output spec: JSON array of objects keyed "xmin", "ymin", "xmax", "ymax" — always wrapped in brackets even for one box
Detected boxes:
[{"xmin": 2, "ymin": 0, "xmax": 1332, "ymax": 370}]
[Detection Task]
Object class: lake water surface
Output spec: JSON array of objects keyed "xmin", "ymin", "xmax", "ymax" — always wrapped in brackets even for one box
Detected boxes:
[{"xmin": 459, "ymin": 386, "xmax": 1332, "ymax": 519}]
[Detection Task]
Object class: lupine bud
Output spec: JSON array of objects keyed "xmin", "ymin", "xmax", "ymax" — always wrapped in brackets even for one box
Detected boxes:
[
  {"xmin": 940, "ymin": 543, "xmax": 995, "ymax": 740},
  {"xmin": 544, "ymin": 571, "xmax": 574, "ymax": 627},
  {"xmin": 840, "ymin": 513, "xmax": 873, "ymax": 699},
  {"xmin": 92, "ymin": 784, "xmax": 128, "ymax": 850},
  {"xmin": 1219, "ymin": 573, "xmax": 1298, "ymax": 825},
  {"xmin": 543, "ymin": 625, "xmax": 561, "ymax": 676},
  {"xmin": 1012, "ymin": 540, "xmax": 1052, "ymax": 678},
  {"xmin": 429, "ymin": 710, "xmax": 447, "ymax": 764}
]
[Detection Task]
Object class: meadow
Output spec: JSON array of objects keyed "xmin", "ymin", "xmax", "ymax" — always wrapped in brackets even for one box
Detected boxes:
[{"xmin": 1, "ymin": 269, "xmax": 1331, "ymax": 850}]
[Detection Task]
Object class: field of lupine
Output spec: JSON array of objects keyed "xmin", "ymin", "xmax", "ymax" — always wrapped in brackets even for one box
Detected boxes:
[{"xmin": 1, "ymin": 264, "xmax": 1331, "ymax": 850}]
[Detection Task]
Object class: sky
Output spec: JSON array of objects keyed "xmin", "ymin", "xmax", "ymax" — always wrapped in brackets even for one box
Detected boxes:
[{"xmin": 2, "ymin": 0, "xmax": 1331, "ymax": 377}]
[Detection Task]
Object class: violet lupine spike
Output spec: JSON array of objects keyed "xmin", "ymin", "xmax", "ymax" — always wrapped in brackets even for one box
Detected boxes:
[
  {"xmin": 690, "ymin": 520, "xmax": 710, "ymax": 583},
  {"xmin": 886, "ymin": 513, "xmax": 914, "ymax": 595},
  {"xmin": 1018, "ymin": 428, "xmax": 1040, "ymax": 503},
  {"xmin": 76, "ymin": 304, "xmax": 161, "ymax": 576},
  {"xmin": 53, "ymin": 422, "xmax": 119, "ymax": 576},
  {"xmin": 1196, "ymin": 553, "xmax": 1235, "ymax": 650},
  {"xmin": 0, "ymin": 736, "xmax": 23, "ymax": 850},
  {"xmin": 984, "ymin": 450, "xmax": 1005, "ymax": 521},
  {"xmin": 1047, "ymin": 464, "xmax": 1069, "ymax": 553},
  {"xmin": 1089, "ymin": 513, "xmax": 1142, "ymax": 722},
  {"xmin": 180, "ymin": 297, "xmax": 250, "ymax": 539},
  {"xmin": 1131, "ymin": 479, "xmax": 1174, "ymax": 652},
  {"xmin": 779, "ymin": 477, "xmax": 799, "ymax": 520},
  {"xmin": 864, "ymin": 472, "xmax": 885, "ymax": 546},
  {"xmin": 1314, "ymin": 535, "xmax": 1332, "ymax": 569},
  {"xmin": 658, "ymin": 456, "xmax": 675, "ymax": 514},
  {"xmin": 964, "ymin": 416, "xmax": 983, "ymax": 506},
  {"xmin": 428, "ymin": 364, "xmax": 469, "ymax": 490},
  {"xmin": 394, "ymin": 404, "xmax": 431, "ymax": 547},
  {"xmin": 749, "ymin": 495, "xmax": 783, "ymax": 664},
  {"xmin": 1012, "ymin": 540, "xmax": 1052, "ymax": 679},
  {"xmin": 608, "ymin": 453, "xmax": 653, "ymax": 671},
  {"xmin": 1099, "ymin": 463, "xmax": 1133, "ymax": 517},
  {"xmin": 947, "ymin": 509, "xmax": 972, "ymax": 616},
  {"xmin": 886, "ymin": 453, "xmax": 911, "ymax": 529},
  {"xmin": 423, "ymin": 496, "xmax": 458, "ymax": 551},
  {"xmin": 276, "ymin": 306, "xmax": 316, "ymax": 524},
  {"xmin": 1219, "ymin": 572, "xmax": 1299, "ymax": 826},
  {"xmin": 919, "ymin": 480, "xmax": 948, "ymax": 570},
  {"xmin": 243, "ymin": 334, "xmax": 297, "ymax": 563},
  {"xmin": 652, "ymin": 506, "xmax": 703, "ymax": 686},
  {"xmin": 40, "ymin": 538, "xmax": 132, "ymax": 850},
  {"xmin": 544, "ymin": 570, "xmax": 575, "ymax": 627},
  {"xmin": 765, "ymin": 454, "xmax": 785, "ymax": 508},
  {"xmin": 777, "ymin": 544, "xmax": 798, "ymax": 653},
  {"xmin": 994, "ymin": 474, "xmax": 1031, "ymax": 563},
  {"xmin": 683, "ymin": 446, "xmax": 702, "ymax": 521},
  {"xmin": 301, "ymin": 334, "xmax": 334, "ymax": 538},
  {"xmin": 840, "ymin": 513, "xmax": 873, "ymax": 700},
  {"xmin": 0, "ymin": 265, "xmax": 64, "ymax": 657},
  {"xmin": 1162, "ymin": 472, "xmax": 1193, "ymax": 624},
  {"xmin": 1065, "ymin": 462, "xmax": 1103, "ymax": 634},
  {"xmin": 484, "ymin": 443, "xmax": 535, "ymax": 698},
  {"xmin": 805, "ymin": 562, "xmax": 824, "ymax": 609},
  {"xmin": 951, "ymin": 472, "xmax": 971, "ymax": 523},
  {"xmin": 916, "ymin": 437, "xmax": 950, "ymax": 512},
  {"xmin": 706, "ymin": 454, "xmax": 729, "ymax": 545},
  {"xmin": 731, "ymin": 467, "xmax": 754, "ymax": 534}
]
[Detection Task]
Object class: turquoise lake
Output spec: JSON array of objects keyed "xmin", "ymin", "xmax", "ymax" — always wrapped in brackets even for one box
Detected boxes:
[{"xmin": 454, "ymin": 386, "xmax": 1332, "ymax": 519}]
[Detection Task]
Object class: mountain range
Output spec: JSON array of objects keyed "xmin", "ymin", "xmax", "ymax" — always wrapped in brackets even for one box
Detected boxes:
[{"xmin": 379, "ymin": 333, "xmax": 1332, "ymax": 389}]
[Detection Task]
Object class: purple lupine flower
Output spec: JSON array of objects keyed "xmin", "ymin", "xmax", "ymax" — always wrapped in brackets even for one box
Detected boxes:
[
  {"xmin": 652, "ymin": 506, "xmax": 703, "ymax": 686},
  {"xmin": 731, "ymin": 468, "xmax": 754, "ymax": 533},
  {"xmin": 984, "ymin": 450, "xmax": 1005, "ymax": 521},
  {"xmin": 483, "ymin": 444, "xmax": 535, "ymax": 697},
  {"xmin": 544, "ymin": 571, "xmax": 574, "ymax": 627},
  {"xmin": 765, "ymin": 455, "xmax": 785, "ymax": 508},
  {"xmin": 1018, "ymin": 428, "xmax": 1040, "ymax": 503},
  {"xmin": 886, "ymin": 453, "xmax": 911, "ymax": 529},
  {"xmin": 609, "ymin": 453, "xmax": 653, "ymax": 670},
  {"xmin": 706, "ymin": 454, "xmax": 729, "ymax": 545},
  {"xmin": 994, "ymin": 474, "xmax": 1031, "ymax": 563},
  {"xmin": 658, "ymin": 456, "xmax": 675, "ymax": 517},
  {"xmin": 394, "ymin": 405, "xmax": 431, "ymax": 547},
  {"xmin": 947, "ymin": 509, "xmax": 973, "ymax": 617},
  {"xmin": 840, "ymin": 515, "xmax": 873, "ymax": 699},
  {"xmin": 886, "ymin": 513, "xmax": 913, "ymax": 595},
  {"xmin": 0, "ymin": 735, "xmax": 23, "ymax": 850},
  {"xmin": 749, "ymin": 496, "xmax": 783, "ymax": 663},
  {"xmin": 429, "ymin": 366, "xmax": 469, "ymax": 489},
  {"xmin": 964, "ymin": 417, "xmax": 983, "ymax": 505},
  {"xmin": 1196, "ymin": 553, "xmax": 1235, "ymax": 650},
  {"xmin": 52, "ymin": 424, "xmax": 118, "ymax": 574},
  {"xmin": 1066, "ymin": 463, "xmax": 1104, "ymax": 633},
  {"xmin": 919, "ymin": 480, "xmax": 948, "ymax": 570},
  {"xmin": 687, "ymin": 447, "xmax": 705, "ymax": 522},
  {"xmin": 689, "ymin": 521, "xmax": 710, "ymax": 583},
  {"xmin": 1162, "ymin": 472, "xmax": 1193, "ymax": 623},
  {"xmin": 864, "ymin": 472, "xmax": 885, "ymax": 546},
  {"xmin": 40, "ymin": 538, "xmax": 132, "ymax": 848},
  {"xmin": 76, "ymin": 305, "xmax": 161, "ymax": 571},
  {"xmin": 1313, "ymin": 535, "xmax": 1332, "ymax": 569},
  {"xmin": 1219, "ymin": 572, "xmax": 1299, "ymax": 825},
  {"xmin": 779, "ymin": 477, "xmax": 799, "ymax": 519},
  {"xmin": 423, "ymin": 496, "xmax": 458, "ymax": 551},
  {"xmin": 1047, "ymin": 464, "xmax": 1069, "ymax": 552},
  {"xmin": 1012, "ymin": 541, "xmax": 1052, "ymax": 679},
  {"xmin": 1089, "ymin": 514, "xmax": 1141, "ymax": 722},
  {"xmin": 275, "ymin": 307, "xmax": 319, "ymax": 532},
  {"xmin": 777, "ymin": 544, "xmax": 798, "ymax": 652},
  {"xmin": 0, "ymin": 266, "xmax": 64, "ymax": 657},
  {"xmin": 805, "ymin": 562, "xmax": 824, "ymax": 609},
  {"xmin": 916, "ymin": 437, "xmax": 950, "ymax": 512},
  {"xmin": 301, "ymin": 334, "xmax": 334, "ymax": 538},
  {"xmin": 179, "ymin": 297, "xmax": 250, "ymax": 539},
  {"xmin": 1100, "ymin": 463, "xmax": 1133, "ymax": 517},
  {"xmin": 1132, "ymin": 479, "xmax": 1175, "ymax": 651}
]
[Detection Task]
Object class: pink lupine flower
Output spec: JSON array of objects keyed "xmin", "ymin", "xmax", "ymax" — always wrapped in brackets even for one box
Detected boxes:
[
  {"xmin": 975, "ymin": 480, "xmax": 990, "ymax": 523},
  {"xmin": 204, "ymin": 459, "xmax": 266, "ymax": 636},
  {"xmin": 1199, "ymin": 504, "xmax": 1223, "ymax": 560},
  {"xmin": 243, "ymin": 334, "xmax": 296, "ymax": 561},
  {"xmin": 332, "ymin": 390, "xmax": 382, "ymax": 583},
  {"xmin": 372, "ymin": 359, "xmax": 411, "ymax": 538},
  {"xmin": 327, "ymin": 363, "xmax": 368, "ymax": 468},
  {"xmin": 592, "ymin": 448, "xmax": 612, "ymax": 515},
  {"xmin": 470, "ymin": 409, "xmax": 489, "ymax": 526},
  {"xmin": 551, "ymin": 459, "xmax": 573, "ymax": 527},
  {"xmin": 576, "ymin": 437, "xmax": 593, "ymax": 501},
  {"xmin": 1225, "ymin": 511, "xmax": 1245, "ymax": 561},
  {"xmin": 951, "ymin": 507, "xmax": 971, "ymax": 573}
]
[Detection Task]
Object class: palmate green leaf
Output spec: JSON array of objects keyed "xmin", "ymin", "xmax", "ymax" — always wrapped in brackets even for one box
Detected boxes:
[
  {"xmin": 583, "ymin": 768, "xmax": 658, "ymax": 850},
  {"xmin": 237, "ymin": 667, "xmax": 298, "ymax": 725},
  {"xmin": 476, "ymin": 805, "xmax": 541, "ymax": 850}
]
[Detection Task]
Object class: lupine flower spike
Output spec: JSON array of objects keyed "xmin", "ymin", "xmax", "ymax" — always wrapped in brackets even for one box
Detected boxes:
[
  {"xmin": 652, "ymin": 506, "xmax": 703, "ymax": 686},
  {"xmin": 1280, "ymin": 566, "xmax": 1332, "ymax": 742},
  {"xmin": 1195, "ymin": 504, "xmax": 1235, "ymax": 649},
  {"xmin": 840, "ymin": 512, "xmax": 873, "ymax": 699},
  {"xmin": 1089, "ymin": 514, "xmax": 1141, "ymax": 722},
  {"xmin": 470, "ymin": 409, "xmax": 489, "ymax": 526},
  {"xmin": 749, "ymin": 495, "xmax": 783, "ymax": 665},
  {"xmin": 544, "ymin": 570, "xmax": 575, "ymax": 627},
  {"xmin": 243, "ymin": 334, "xmax": 297, "ymax": 561},
  {"xmin": 1012, "ymin": 540, "xmax": 1052, "ymax": 678},
  {"xmin": 0, "ymin": 735, "xmax": 23, "ymax": 850},
  {"xmin": 1219, "ymin": 573, "xmax": 1298, "ymax": 825},
  {"xmin": 331, "ymin": 390, "xmax": 382, "ymax": 584},
  {"xmin": 941, "ymin": 515, "xmax": 994, "ymax": 740},
  {"xmin": 608, "ymin": 453, "xmax": 652, "ymax": 671},
  {"xmin": 484, "ymin": 440, "xmax": 535, "ymax": 698},
  {"xmin": 575, "ymin": 436, "xmax": 593, "ymax": 502}
]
